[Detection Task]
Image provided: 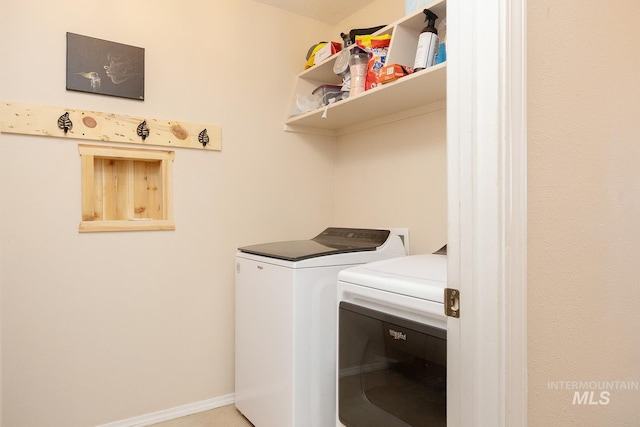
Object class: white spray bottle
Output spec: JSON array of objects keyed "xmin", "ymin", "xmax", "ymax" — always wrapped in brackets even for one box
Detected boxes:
[{"xmin": 413, "ymin": 9, "xmax": 439, "ymax": 71}]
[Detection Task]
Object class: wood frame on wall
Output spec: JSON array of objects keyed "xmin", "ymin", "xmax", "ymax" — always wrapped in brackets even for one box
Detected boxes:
[{"xmin": 78, "ymin": 144, "xmax": 175, "ymax": 232}]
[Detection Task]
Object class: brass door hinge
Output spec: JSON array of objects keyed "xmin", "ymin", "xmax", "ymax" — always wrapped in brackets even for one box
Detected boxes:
[{"xmin": 444, "ymin": 288, "xmax": 460, "ymax": 318}]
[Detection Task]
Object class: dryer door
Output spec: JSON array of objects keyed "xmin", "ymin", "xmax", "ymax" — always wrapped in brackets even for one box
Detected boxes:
[{"xmin": 338, "ymin": 302, "xmax": 447, "ymax": 427}]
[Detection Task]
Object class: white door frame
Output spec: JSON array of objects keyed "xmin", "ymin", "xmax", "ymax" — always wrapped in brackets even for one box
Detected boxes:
[{"xmin": 446, "ymin": 0, "xmax": 527, "ymax": 425}]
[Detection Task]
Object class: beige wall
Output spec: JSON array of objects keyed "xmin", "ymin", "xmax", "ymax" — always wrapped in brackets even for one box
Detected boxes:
[
  {"xmin": 7, "ymin": 0, "xmax": 639, "ymax": 425},
  {"xmin": 334, "ymin": 108, "xmax": 447, "ymax": 254},
  {"xmin": 0, "ymin": 0, "xmax": 447, "ymax": 425},
  {"xmin": 0, "ymin": 1, "xmax": 336, "ymax": 425},
  {"xmin": 528, "ymin": 0, "xmax": 640, "ymax": 425},
  {"xmin": 334, "ymin": 0, "xmax": 447, "ymax": 255}
]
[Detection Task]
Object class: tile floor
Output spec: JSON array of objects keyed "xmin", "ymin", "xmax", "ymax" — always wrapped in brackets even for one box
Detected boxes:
[{"xmin": 151, "ymin": 404, "xmax": 253, "ymax": 427}]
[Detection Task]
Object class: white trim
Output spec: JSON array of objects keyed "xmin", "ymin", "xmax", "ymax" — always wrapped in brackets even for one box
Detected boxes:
[
  {"xmin": 446, "ymin": 0, "xmax": 527, "ymax": 425},
  {"xmin": 501, "ymin": 0, "xmax": 528, "ymax": 425},
  {"xmin": 96, "ymin": 394, "xmax": 235, "ymax": 427}
]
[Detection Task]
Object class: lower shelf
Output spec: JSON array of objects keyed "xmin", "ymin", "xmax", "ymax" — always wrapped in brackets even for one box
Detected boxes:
[
  {"xmin": 284, "ymin": 62, "xmax": 446, "ymax": 135},
  {"xmin": 79, "ymin": 219, "xmax": 175, "ymax": 233}
]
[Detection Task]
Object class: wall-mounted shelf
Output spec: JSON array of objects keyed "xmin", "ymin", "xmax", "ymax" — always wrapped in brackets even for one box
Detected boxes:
[
  {"xmin": 284, "ymin": 0, "xmax": 446, "ymax": 136},
  {"xmin": 1, "ymin": 101, "xmax": 221, "ymax": 151},
  {"xmin": 285, "ymin": 63, "xmax": 445, "ymax": 134},
  {"xmin": 79, "ymin": 145, "xmax": 175, "ymax": 232}
]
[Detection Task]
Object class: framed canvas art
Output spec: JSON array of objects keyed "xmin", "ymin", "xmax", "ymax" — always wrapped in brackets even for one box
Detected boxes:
[{"xmin": 66, "ymin": 33, "xmax": 145, "ymax": 100}]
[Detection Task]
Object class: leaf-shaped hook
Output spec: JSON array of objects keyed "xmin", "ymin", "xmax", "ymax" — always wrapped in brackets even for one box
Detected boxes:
[
  {"xmin": 57, "ymin": 112, "xmax": 73, "ymax": 134},
  {"xmin": 137, "ymin": 120, "xmax": 150, "ymax": 141},
  {"xmin": 198, "ymin": 128, "xmax": 209, "ymax": 147}
]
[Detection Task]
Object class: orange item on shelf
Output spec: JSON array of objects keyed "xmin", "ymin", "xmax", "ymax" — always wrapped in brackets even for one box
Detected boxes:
[{"xmin": 378, "ymin": 64, "xmax": 414, "ymax": 84}]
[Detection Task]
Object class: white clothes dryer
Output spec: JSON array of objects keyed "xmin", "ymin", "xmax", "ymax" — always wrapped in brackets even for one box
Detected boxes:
[
  {"xmin": 235, "ymin": 228, "xmax": 407, "ymax": 427},
  {"xmin": 336, "ymin": 253, "xmax": 448, "ymax": 427}
]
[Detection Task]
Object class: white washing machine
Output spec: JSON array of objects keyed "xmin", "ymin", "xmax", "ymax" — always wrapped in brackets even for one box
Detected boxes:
[
  {"xmin": 235, "ymin": 228, "xmax": 407, "ymax": 427},
  {"xmin": 336, "ymin": 253, "xmax": 448, "ymax": 427}
]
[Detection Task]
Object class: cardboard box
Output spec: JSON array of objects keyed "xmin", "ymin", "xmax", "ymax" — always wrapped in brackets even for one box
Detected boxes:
[
  {"xmin": 378, "ymin": 64, "xmax": 413, "ymax": 84},
  {"xmin": 314, "ymin": 42, "xmax": 342, "ymax": 65}
]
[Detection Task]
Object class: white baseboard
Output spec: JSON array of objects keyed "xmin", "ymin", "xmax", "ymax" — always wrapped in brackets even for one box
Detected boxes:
[{"xmin": 97, "ymin": 394, "xmax": 235, "ymax": 427}]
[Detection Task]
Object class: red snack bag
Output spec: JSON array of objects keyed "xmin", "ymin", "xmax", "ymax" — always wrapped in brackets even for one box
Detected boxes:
[{"xmin": 355, "ymin": 35, "xmax": 391, "ymax": 90}]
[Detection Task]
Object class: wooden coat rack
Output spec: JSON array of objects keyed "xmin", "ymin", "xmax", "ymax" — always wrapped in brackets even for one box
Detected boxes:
[{"xmin": 0, "ymin": 101, "xmax": 222, "ymax": 151}]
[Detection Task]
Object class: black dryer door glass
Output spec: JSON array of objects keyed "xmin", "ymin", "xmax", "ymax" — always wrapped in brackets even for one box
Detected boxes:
[{"xmin": 338, "ymin": 302, "xmax": 446, "ymax": 427}]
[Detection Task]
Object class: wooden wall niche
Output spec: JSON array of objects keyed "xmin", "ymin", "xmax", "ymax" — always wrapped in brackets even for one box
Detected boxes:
[{"xmin": 79, "ymin": 145, "xmax": 175, "ymax": 232}]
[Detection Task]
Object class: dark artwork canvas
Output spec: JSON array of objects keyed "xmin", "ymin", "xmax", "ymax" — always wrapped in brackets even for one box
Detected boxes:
[{"xmin": 66, "ymin": 33, "xmax": 144, "ymax": 100}]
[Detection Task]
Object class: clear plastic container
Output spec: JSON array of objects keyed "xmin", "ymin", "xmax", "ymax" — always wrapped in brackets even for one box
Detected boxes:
[
  {"xmin": 349, "ymin": 51, "xmax": 369, "ymax": 97},
  {"xmin": 312, "ymin": 85, "xmax": 343, "ymax": 106}
]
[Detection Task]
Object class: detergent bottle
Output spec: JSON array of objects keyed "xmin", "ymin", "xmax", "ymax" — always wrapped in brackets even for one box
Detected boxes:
[{"xmin": 413, "ymin": 9, "xmax": 439, "ymax": 71}]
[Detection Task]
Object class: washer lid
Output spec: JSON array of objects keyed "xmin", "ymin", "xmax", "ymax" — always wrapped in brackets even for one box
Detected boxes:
[
  {"xmin": 238, "ymin": 228, "xmax": 390, "ymax": 262},
  {"xmin": 339, "ymin": 254, "xmax": 447, "ymax": 302}
]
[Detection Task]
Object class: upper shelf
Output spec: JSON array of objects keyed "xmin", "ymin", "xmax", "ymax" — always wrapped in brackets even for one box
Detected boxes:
[{"xmin": 284, "ymin": 0, "xmax": 447, "ymax": 135}]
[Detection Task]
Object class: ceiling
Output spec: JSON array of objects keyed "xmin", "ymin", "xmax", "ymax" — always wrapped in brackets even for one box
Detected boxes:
[{"xmin": 253, "ymin": 0, "xmax": 375, "ymax": 24}]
